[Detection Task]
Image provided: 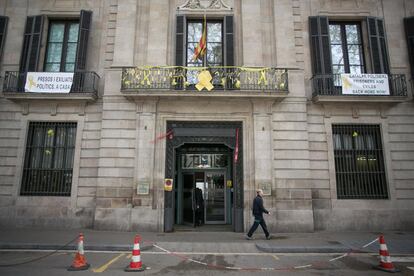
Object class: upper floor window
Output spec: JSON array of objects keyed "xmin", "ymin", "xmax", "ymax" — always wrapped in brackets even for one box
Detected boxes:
[
  {"xmin": 404, "ymin": 16, "xmax": 414, "ymax": 81},
  {"xmin": 45, "ymin": 21, "xmax": 79, "ymax": 72},
  {"xmin": 310, "ymin": 16, "xmax": 390, "ymax": 78},
  {"xmin": 175, "ymin": 15, "xmax": 233, "ymax": 88},
  {"xmin": 329, "ymin": 22, "xmax": 365, "ymax": 75},
  {"xmin": 19, "ymin": 10, "xmax": 92, "ymax": 73},
  {"xmin": 187, "ymin": 20, "xmax": 223, "ymax": 67},
  {"xmin": 186, "ymin": 19, "xmax": 224, "ymax": 84},
  {"xmin": 0, "ymin": 16, "xmax": 8, "ymax": 63},
  {"xmin": 176, "ymin": 15, "xmax": 233, "ymax": 68}
]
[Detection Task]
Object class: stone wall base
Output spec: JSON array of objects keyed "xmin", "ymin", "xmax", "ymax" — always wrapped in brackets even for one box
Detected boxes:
[
  {"xmin": 314, "ymin": 209, "xmax": 414, "ymax": 231},
  {"xmin": 93, "ymin": 207, "xmax": 159, "ymax": 232},
  {"xmin": 0, "ymin": 206, "xmax": 94, "ymax": 229}
]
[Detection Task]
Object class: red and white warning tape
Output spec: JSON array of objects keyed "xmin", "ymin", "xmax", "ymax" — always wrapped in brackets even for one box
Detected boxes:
[
  {"xmin": 328, "ymin": 237, "xmax": 379, "ymax": 263},
  {"xmin": 151, "ymin": 237, "xmax": 380, "ymax": 272}
]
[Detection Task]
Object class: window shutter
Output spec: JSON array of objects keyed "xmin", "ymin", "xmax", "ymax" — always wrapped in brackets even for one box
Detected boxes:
[
  {"xmin": 175, "ymin": 15, "xmax": 185, "ymax": 89},
  {"xmin": 175, "ymin": 15, "xmax": 185, "ymax": 66},
  {"xmin": 0, "ymin": 16, "xmax": 8, "ymax": 62},
  {"xmin": 224, "ymin": 16, "xmax": 234, "ymax": 89},
  {"xmin": 367, "ymin": 17, "xmax": 390, "ymax": 74},
  {"xmin": 224, "ymin": 15, "xmax": 234, "ymax": 66},
  {"xmin": 404, "ymin": 16, "xmax": 414, "ymax": 79},
  {"xmin": 75, "ymin": 10, "xmax": 92, "ymax": 71},
  {"xmin": 309, "ymin": 16, "xmax": 332, "ymax": 75},
  {"xmin": 309, "ymin": 16, "xmax": 333, "ymax": 94},
  {"xmin": 19, "ymin": 15, "xmax": 44, "ymax": 72}
]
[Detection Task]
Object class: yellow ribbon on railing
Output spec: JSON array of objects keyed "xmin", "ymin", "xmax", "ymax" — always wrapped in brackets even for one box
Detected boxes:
[
  {"xmin": 140, "ymin": 70, "xmax": 151, "ymax": 86},
  {"xmin": 196, "ymin": 70, "xmax": 214, "ymax": 91},
  {"xmin": 240, "ymin": 67, "xmax": 270, "ymax": 72},
  {"xmin": 129, "ymin": 65, "xmax": 273, "ymax": 71},
  {"xmin": 257, "ymin": 70, "xmax": 268, "ymax": 85},
  {"xmin": 123, "ymin": 66, "xmax": 283, "ymax": 89}
]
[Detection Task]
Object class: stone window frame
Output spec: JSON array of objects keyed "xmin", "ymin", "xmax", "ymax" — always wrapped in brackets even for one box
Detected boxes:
[
  {"xmin": 324, "ymin": 115, "xmax": 396, "ymax": 209},
  {"xmin": 13, "ymin": 113, "xmax": 84, "ymax": 209}
]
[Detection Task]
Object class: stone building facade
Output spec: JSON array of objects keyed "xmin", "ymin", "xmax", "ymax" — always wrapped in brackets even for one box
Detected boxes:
[{"xmin": 0, "ymin": 0, "xmax": 413, "ymax": 232}]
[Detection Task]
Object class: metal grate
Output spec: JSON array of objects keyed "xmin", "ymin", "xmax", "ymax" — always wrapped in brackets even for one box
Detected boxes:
[
  {"xmin": 332, "ymin": 124, "xmax": 388, "ymax": 199},
  {"xmin": 121, "ymin": 66, "xmax": 288, "ymax": 92},
  {"xmin": 20, "ymin": 122, "xmax": 77, "ymax": 196}
]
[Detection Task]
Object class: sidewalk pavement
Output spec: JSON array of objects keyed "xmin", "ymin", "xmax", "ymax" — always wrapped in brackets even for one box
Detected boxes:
[{"xmin": 0, "ymin": 228, "xmax": 413, "ymax": 255}]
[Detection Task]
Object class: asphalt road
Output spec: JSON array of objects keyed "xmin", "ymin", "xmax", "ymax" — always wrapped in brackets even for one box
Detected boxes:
[{"xmin": 0, "ymin": 250, "xmax": 413, "ymax": 275}]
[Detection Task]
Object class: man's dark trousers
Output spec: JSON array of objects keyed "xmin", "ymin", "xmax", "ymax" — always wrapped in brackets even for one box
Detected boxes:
[{"xmin": 247, "ymin": 216, "xmax": 269, "ymax": 238}]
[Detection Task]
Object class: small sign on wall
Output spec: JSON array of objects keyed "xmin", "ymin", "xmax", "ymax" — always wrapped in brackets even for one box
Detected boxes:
[
  {"xmin": 164, "ymin": 178, "xmax": 173, "ymax": 191},
  {"xmin": 137, "ymin": 182, "xmax": 150, "ymax": 195},
  {"xmin": 226, "ymin": 180, "xmax": 232, "ymax": 188},
  {"xmin": 260, "ymin": 182, "xmax": 272, "ymax": 196}
]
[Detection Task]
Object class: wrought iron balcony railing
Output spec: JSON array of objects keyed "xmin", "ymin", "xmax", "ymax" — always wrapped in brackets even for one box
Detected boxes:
[
  {"xmin": 3, "ymin": 71, "xmax": 100, "ymax": 95},
  {"xmin": 311, "ymin": 74, "xmax": 407, "ymax": 97},
  {"xmin": 121, "ymin": 66, "xmax": 288, "ymax": 93}
]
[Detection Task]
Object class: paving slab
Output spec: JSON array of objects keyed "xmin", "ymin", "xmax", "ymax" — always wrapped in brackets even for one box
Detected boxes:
[{"xmin": 0, "ymin": 228, "xmax": 413, "ymax": 254}]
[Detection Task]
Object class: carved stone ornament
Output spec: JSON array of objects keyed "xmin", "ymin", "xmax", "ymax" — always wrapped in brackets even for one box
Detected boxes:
[{"xmin": 178, "ymin": 0, "xmax": 232, "ymax": 11}]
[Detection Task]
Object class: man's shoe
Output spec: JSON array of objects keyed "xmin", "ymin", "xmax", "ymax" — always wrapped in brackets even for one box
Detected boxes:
[
  {"xmin": 245, "ymin": 235, "xmax": 253, "ymax": 240},
  {"xmin": 266, "ymin": 235, "xmax": 271, "ymax": 240}
]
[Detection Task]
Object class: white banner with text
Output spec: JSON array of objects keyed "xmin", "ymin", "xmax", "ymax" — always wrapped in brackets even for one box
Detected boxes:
[
  {"xmin": 25, "ymin": 72, "xmax": 74, "ymax": 93},
  {"xmin": 341, "ymin": 74, "xmax": 389, "ymax": 95}
]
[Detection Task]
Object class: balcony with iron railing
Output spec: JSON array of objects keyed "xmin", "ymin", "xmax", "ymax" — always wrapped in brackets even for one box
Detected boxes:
[
  {"xmin": 2, "ymin": 71, "xmax": 99, "ymax": 101},
  {"xmin": 120, "ymin": 66, "xmax": 289, "ymax": 98},
  {"xmin": 311, "ymin": 73, "xmax": 408, "ymax": 102}
]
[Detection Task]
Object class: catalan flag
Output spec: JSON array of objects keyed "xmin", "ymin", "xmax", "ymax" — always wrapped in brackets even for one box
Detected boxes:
[
  {"xmin": 192, "ymin": 16, "xmax": 207, "ymax": 61},
  {"xmin": 234, "ymin": 128, "xmax": 239, "ymax": 163}
]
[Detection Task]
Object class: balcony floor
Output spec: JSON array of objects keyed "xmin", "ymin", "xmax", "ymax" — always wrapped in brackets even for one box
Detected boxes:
[
  {"xmin": 313, "ymin": 94, "xmax": 409, "ymax": 103},
  {"xmin": 2, "ymin": 92, "xmax": 98, "ymax": 102},
  {"xmin": 121, "ymin": 89, "xmax": 289, "ymax": 99}
]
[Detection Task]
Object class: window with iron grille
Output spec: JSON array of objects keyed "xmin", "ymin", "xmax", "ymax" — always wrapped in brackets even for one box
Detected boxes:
[
  {"xmin": 21, "ymin": 122, "xmax": 77, "ymax": 196},
  {"xmin": 332, "ymin": 124, "xmax": 388, "ymax": 199}
]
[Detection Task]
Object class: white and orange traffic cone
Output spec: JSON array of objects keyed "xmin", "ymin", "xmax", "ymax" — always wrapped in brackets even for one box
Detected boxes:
[
  {"xmin": 68, "ymin": 233, "xmax": 90, "ymax": 271},
  {"xmin": 375, "ymin": 235, "xmax": 399, "ymax": 273},
  {"xmin": 125, "ymin": 235, "xmax": 146, "ymax": 272}
]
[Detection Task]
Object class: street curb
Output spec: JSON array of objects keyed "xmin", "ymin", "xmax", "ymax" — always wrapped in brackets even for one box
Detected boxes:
[
  {"xmin": 255, "ymin": 243, "xmax": 359, "ymax": 253},
  {"xmin": 0, "ymin": 243, "xmax": 154, "ymax": 252}
]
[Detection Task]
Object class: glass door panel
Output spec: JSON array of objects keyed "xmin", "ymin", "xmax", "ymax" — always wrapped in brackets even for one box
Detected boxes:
[
  {"xmin": 182, "ymin": 173, "xmax": 195, "ymax": 226},
  {"xmin": 205, "ymin": 172, "xmax": 226, "ymax": 224}
]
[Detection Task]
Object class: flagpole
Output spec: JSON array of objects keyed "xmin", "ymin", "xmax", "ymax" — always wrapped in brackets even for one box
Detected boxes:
[{"xmin": 203, "ymin": 12, "xmax": 206, "ymax": 65}]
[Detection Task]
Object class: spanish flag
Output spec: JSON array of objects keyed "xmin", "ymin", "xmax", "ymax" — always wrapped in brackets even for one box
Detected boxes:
[{"xmin": 192, "ymin": 16, "xmax": 207, "ymax": 61}]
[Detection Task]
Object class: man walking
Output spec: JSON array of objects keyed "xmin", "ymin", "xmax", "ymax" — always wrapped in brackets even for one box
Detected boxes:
[{"xmin": 246, "ymin": 189, "xmax": 271, "ymax": 240}]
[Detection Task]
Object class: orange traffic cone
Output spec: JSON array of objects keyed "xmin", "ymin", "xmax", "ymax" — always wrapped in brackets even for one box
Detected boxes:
[
  {"xmin": 68, "ymin": 233, "xmax": 90, "ymax": 271},
  {"xmin": 375, "ymin": 235, "xmax": 399, "ymax": 273},
  {"xmin": 125, "ymin": 235, "xmax": 146, "ymax": 272}
]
